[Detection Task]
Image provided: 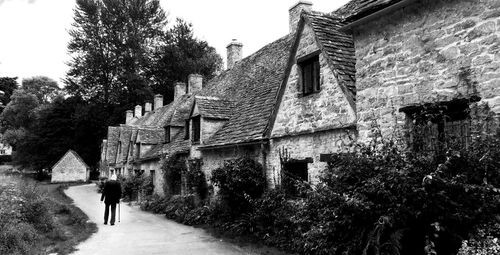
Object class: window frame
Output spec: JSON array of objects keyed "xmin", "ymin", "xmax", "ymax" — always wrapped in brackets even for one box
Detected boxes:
[
  {"xmin": 297, "ymin": 51, "xmax": 321, "ymax": 96},
  {"xmin": 401, "ymin": 99, "xmax": 474, "ymax": 157},
  {"xmin": 191, "ymin": 115, "xmax": 201, "ymax": 144}
]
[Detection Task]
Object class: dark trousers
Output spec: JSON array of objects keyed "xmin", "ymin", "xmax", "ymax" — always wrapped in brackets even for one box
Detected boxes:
[{"xmin": 104, "ymin": 202, "xmax": 117, "ymax": 224}]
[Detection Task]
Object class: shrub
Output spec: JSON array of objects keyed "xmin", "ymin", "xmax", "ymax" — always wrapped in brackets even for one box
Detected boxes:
[
  {"xmin": 457, "ymin": 223, "xmax": 500, "ymax": 255},
  {"xmin": 162, "ymin": 155, "xmax": 185, "ymax": 196},
  {"xmin": 211, "ymin": 157, "xmax": 266, "ymax": 215}
]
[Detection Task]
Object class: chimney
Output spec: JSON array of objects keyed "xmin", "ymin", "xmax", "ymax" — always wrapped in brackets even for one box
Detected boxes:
[
  {"xmin": 145, "ymin": 102, "xmax": 152, "ymax": 113},
  {"xmin": 226, "ymin": 39, "xmax": 243, "ymax": 69},
  {"xmin": 154, "ymin": 94, "xmax": 163, "ymax": 110},
  {"xmin": 289, "ymin": 1, "xmax": 312, "ymax": 34},
  {"xmin": 188, "ymin": 74, "xmax": 203, "ymax": 94},
  {"xmin": 125, "ymin": 110, "xmax": 133, "ymax": 124},
  {"xmin": 134, "ymin": 105, "xmax": 142, "ymax": 118},
  {"xmin": 174, "ymin": 82, "xmax": 186, "ymax": 99}
]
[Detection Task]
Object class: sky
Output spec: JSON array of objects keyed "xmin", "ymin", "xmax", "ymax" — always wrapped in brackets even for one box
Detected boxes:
[{"xmin": 0, "ymin": 0, "xmax": 351, "ymax": 85}]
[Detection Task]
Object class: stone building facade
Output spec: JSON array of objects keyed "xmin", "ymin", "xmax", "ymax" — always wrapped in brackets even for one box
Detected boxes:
[
  {"xmin": 340, "ymin": 0, "xmax": 500, "ymax": 141},
  {"xmin": 268, "ymin": 10, "xmax": 357, "ymax": 185},
  {"xmin": 100, "ymin": 0, "xmax": 500, "ymax": 197},
  {"xmin": 51, "ymin": 150, "xmax": 89, "ymax": 183}
]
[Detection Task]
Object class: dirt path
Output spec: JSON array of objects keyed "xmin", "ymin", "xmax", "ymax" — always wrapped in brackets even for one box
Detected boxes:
[{"xmin": 65, "ymin": 184, "xmax": 265, "ymax": 255}]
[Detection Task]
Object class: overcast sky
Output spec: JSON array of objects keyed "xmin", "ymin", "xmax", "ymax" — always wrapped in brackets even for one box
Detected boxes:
[{"xmin": 0, "ymin": 0, "xmax": 350, "ymax": 85}]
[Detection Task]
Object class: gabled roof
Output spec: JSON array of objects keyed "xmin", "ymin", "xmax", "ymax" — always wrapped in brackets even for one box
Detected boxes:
[
  {"xmin": 193, "ymin": 96, "xmax": 235, "ymax": 120},
  {"xmin": 335, "ymin": 0, "xmax": 405, "ymax": 22},
  {"xmin": 199, "ymin": 35, "xmax": 294, "ymax": 147},
  {"xmin": 303, "ymin": 11, "xmax": 356, "ymax": 99},
  {"xmin": 105, "ymin": 127, "xmax": 120, "ymax": 165},
  {"xmin": 52, "ymin": 149, "xmax": 89, "ymax": 170}
]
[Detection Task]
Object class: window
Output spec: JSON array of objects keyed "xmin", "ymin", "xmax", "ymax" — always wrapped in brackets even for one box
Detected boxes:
[
  {"xmin": 298, "ymin": 55, "xmax": 320, "ymax": 96},
  {"xmin": 192, "ymin": 116, "xmax": 201, "ymax": 143},
  {"xmin": 164, "ymin": 126, "xmax": 171, "ymax": 143},
  {"xmin": 403, "ymin": 100, "xmax": 472, "ymax": 157},
  {"xmin": 184, "ymin": 120, "xmax": 190, "ymax": 140},
  {"xmin": 282, "ymin": 161, "xmax": 309, "ymax": 197}
]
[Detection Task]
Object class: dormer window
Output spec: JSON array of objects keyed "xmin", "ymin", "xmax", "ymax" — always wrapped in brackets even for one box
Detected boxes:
[
  {"xmin": 164, "ymin": 126, "xmax": 171, "ymax": 143},
  {"xmin": 192, "ymin": 116, "xmax": 201, "ymax": 143},
  {"xmin": 298, "ymin": 54, "xmax": 320, "ymax": 96}
]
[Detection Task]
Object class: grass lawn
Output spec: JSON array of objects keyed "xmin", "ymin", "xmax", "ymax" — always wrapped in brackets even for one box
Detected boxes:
[
  {"xmin": 39, "ymin": 182, "xmax": 98, "ymax": 255},
  {"xmin": 0, "ymin": 165, "xmax": 97, "ymax": 255}
]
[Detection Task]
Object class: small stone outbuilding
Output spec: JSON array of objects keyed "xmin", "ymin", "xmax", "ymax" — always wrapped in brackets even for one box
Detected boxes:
[{"xmin": 51, "ymin": 150, "xmax": 89, "ymax": 183}]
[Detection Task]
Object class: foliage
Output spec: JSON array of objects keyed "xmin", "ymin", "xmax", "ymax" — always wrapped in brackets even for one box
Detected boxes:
[
  {"xmin": 457, "ymin": 223, "xmax": 500, "ymax": 255},
  {"xmin": 66, "ymin": 0, "xmax": 166, "ymax": 106},
  {"xmin": 162, "ymin": 155, "xmax": 185, "ymax": 196},
  {"xmin": 21, "ymin": 76, "xmax": 61, "ymax": 104},
  {"xmin": 150, "ymin": 18, "xmax": 223, "ymax": 101},
  {"xmin": 1, "ymin": 94, "xmax": 108, "ymax": 173},
  {"xmin": 0, "ymin": 89, "xmax": 39, "ymax": 134},
  {"xmin": 186, "ymin": 158, "xmax": 208, "ymax": 200},
  {"xmin": 211, "ymin": 157, "xmax": 266, "ymax": 216},
  {"xmin": 0, "ymin": 77, "xmax": 18, "ymax": 110}
]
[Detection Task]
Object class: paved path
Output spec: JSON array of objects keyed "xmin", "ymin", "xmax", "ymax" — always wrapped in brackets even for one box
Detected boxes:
[{"xmin": 65, "ymin": 184, "xmax": 262, "ymax": 255}]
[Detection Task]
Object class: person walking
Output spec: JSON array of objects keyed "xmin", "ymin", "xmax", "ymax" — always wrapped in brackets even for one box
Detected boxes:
[{"xmin": 100, "ymin": 174, "xmax": 122, "ymax": 226}]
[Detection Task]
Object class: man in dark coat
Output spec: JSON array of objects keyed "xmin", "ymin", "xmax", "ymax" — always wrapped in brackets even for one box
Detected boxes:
[{"xmin": 101, "ymin": 174, "xmax": 122, "ymax": 225}]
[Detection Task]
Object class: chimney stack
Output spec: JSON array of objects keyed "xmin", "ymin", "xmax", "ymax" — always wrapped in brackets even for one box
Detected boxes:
[
  {"xmin": 289, "ymin": 1, "xmax": 312, "ymax": 34},
  {"xmin": 125, "ymin": 110, "xmax": 133, "ymax": 124},
  {"xmin": 145, "ymin": 102, "xmax": 152, "ymax": 113},
  {"xmin": 226, "ymin": 39, "xmax": 243, "ymax": 69},
  {"xmin": 154, "ymin": 95, "xmax": 163, "ymax": 110},
  {"xmin": 188, "ymin": 74, "xmax": 203, "ymax": 94},
  {"xmin": 174, "ymin": 82, "xmax": 186, "ymax": 99},
  {"xmin": 134, "ymin": 105, "xmax": 142, "ymax": 118}
]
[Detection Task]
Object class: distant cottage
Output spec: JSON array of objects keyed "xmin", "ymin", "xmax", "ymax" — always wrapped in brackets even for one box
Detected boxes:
[
  {"xmin": 51, "ymin": 150, "xmax": 89, "ymax": 183},
  {"xmin": 100, "ymin": 0, "xmax": 500, "ymax": 197}
]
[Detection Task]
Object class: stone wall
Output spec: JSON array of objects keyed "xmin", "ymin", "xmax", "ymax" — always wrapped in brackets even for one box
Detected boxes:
[
  {"xmin": 139, "ymin": 160, "xmax": 163, "ymax": 196},
  {"xmin": 270, "ymin": 21, "xmax": 356, "ymax": 185},
  {"xmin": 354, "ymin": 0, "xmax": 500, "ymax": 140},
  {"xmin": 272, "ymin": 22, "xmax": 356, "ymax": 138},
  {"xmin": 51, "ymin": 152, "xmax": 88, "ymax": 183},
  {"xmin": 268, "ymin": 129, "xmax": 354, "ymax": 186},
  {"xmin": 201, "ymin": 145, "xmax": 263, "ymax": 179}
]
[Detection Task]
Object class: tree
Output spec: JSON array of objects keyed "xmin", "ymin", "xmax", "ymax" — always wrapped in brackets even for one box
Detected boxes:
[
  {"xmin": 21, "ymin": 76, "xmax": 61, "ymax": 104},
  {"xmin": 150, "ymin": 18, "xmax": 223, "ymax": 102},
  {"xmin": 0, "ymin": 90, "xmax": 39, "ymax": 134},
  {"xmin": 65, "ymin": 0, "xmax": 167, "ymax": 107},
  {"xmin": 0, "ymin": 77, "xmax": 19, "ymax": 109}
]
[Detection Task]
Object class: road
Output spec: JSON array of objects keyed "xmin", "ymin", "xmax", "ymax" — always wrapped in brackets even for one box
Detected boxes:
[{"xmin": 65, "ymin": 184, "xmax": 272, "ymax": 255}]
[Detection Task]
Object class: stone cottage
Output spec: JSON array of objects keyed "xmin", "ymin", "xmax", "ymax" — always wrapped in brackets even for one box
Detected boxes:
[
  {"xmin": 51, "ymin": 150, "xmax": 89, "ymax": 183},
  {"xmin": 337, "ymin": 0, "xmax": 500, "ymax": 145},
  {"xmin": 101, "ymin": 0, "xmax": 500, "ymax": 196}
]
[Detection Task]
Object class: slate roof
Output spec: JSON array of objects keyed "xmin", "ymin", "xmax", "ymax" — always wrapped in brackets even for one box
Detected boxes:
[
  {"xmin": 138, "ymin": 131, "xmax": 190, "ymax": 161},
  {"xmin": 335, "ymin": 0, "xmax": 405, "ymax": 22},
  {"xmin": 195, "ymin": 96, "xmax": 235, "ymax": 120},
  {"xmin": 117, "ymin": 127, "xmax": 134, "ymax": 164},
  {"xmin": 105, "ymin": 127, "xmax": 120, "ymax": 165},
  {"xmin": 137, "ymin": 128, "xmax": 164, "ymax": 144},
  {"xmin": 199, "ymin": 35, "xmax": 294, "ymax": 147},
  {"xmin": 52, "ymin": 150, "xmax": 89, "ymax": 170},
  {"xmin": 129, "ymin": 94, "xmax": 193, "ymax": 128},
  {"xmin": 304, "ymin": 11, "xmax": 356, "ymax": 98}
]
